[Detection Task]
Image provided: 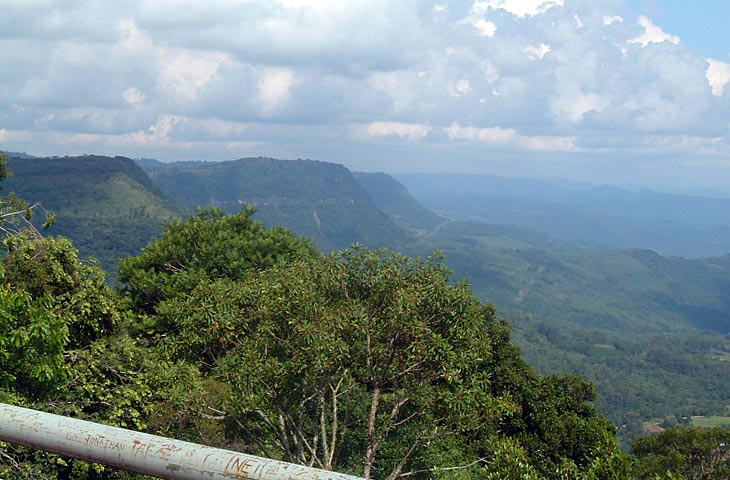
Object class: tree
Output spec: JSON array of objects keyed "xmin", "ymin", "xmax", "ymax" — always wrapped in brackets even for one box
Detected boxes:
[
  {"xmin": 118, "ymin": 206, "xmax": 317, "ymax": 316},
  {"xmin": 0, "ymin": 274, "xmax": 68, "ymax": 396},
  {"xmin": 156, "ymin": 248, "xmax": 513, "ymax": 477},
  {"xmin": 632, "ymin": 426, "xmax": 730, "ymax": 479},
  {"xmin": 2, "ymin": 233, "xmax": 119, "ymax": 348},
  {"xmin": 0, "ymin": 150, "xmax": 54, "ymax": 239},
  {"xmin": 154, "ymin": 246, "xmax": 617, "ymax": 479}
]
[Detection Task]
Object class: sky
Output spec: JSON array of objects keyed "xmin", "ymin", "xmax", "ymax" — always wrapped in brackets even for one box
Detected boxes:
[{"xmin": 2, "ymin": 0, "xmax": 730, "ymax": 191}]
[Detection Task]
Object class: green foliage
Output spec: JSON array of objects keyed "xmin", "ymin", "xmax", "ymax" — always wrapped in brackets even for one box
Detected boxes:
[
  {"xmin": 2, "ymin": 154, "xmax": 185, "ymax": 276},
  {"xmin": 2, "ymin": 175, "xmax": 726, "ymax": 480},
  {"xmin": 512, "ymin": 375, "xmax": 618, "ymax": 477},
  {"xmin": 156, "ymin": 248, "xmax": 512, "ymax": 476},
  {"xmin": 152, "ymin": 244, "xmax": 616, "ymax": 479},
  {"xmin": 632, "ymin": 426, "xmax": 730, "ymax": 479},
  {"xmin": 352, "ymin": 172, "xmax": 445, "ymax": 232},
  {"xmin": 0, "ymin": 283, "xmax": 68, "ymax": 394},
  {"xmin": 0, "ymin": 233, "xmax": 119, "ymax": 398},
  {"xmin": 422, "ymin": 220, "xmax": 730, "ymax": 443},
  {"xmin": 143, "ymin": 157, "xmax": 413, "ymax": 252},
  {"xmin": 2, "ymin": 233, "xmax": 119, "ymax": 348},
  {"xmin": 119, "ymin": 206, "xmax": 317, "ymax": 315}
]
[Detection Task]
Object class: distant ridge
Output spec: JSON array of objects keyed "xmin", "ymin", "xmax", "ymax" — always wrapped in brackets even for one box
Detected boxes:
[
  {"xmin": 4, "ymin": 155, "xmax": 185, "ymax": 274},
  {"xmin": 395, "ymin": 172, "xmax": 730, "ymax": 258},
  {"xmin": 352, "ymin": 172, "xmax": 445, "ymax": 233},
  {"xmin": 142, "ymin": 157, "xmax": 413, "ymax": 252}
]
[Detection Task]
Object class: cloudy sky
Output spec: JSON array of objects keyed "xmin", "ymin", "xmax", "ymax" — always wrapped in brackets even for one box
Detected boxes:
[{"xmin": 2, "ymin": 0, "xmax": 730, "ymax": 190}]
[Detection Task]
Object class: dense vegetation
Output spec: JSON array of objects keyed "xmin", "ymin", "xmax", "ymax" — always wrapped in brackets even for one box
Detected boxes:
[
  {"xmin": 4, "ymin": 155, "xmax": 185, "ymax": 274},
  {"xmin": 142, "ymin": 157, "xmax": 412, "ymax": 253},
  {"xmin": 351, "ymin": 172, "xmax": 445, "ymax": 233},
  {"xmin": 2, "ymin": 179, "xmax": 729, "ymax": 477},
  {"xmin": 0, "ymin": 205, "xmax": 629, "ymax": 477},
  {"xmin": 415, "ymin": 220, "xmax": 730, "ymax": 443},
  {"xmin": 5, "ymin": 153, "xmax": 730, "ymax": 461}
]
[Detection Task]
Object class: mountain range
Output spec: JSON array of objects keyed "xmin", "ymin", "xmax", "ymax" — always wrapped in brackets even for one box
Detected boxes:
[{"xmin": 395, "ymin": 173, "xmax": 730, "ymax": 258}]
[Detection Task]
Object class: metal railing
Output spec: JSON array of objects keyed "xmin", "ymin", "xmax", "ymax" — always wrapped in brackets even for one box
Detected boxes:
[{"xmin": 0, "ymin": 403, "xmax": 363, "ymax": 479}]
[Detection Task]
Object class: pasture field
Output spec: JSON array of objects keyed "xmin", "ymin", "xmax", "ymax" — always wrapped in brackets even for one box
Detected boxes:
[{"xmin": 691, "ymin": 416, "xmax": 730, "ymax": 428}]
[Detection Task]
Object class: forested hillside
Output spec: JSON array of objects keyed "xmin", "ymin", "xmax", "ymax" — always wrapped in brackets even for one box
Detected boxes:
[
  {"xmin": 4, "ymin": 161, "xmax": 728, "ymax": 477},
  {"xmin": 421, "ymin": 221, "xmax": 730, "ymax": 436},
  {"xmin": 1, "ymin": 161, "xmax": 633, "ymax": 478},
  {"xmin": 3, "ymin": 155, "xmax": 185, "ymax": 274},
  {"xmin": 353, "ymin": 173, "xmax": 730, "ymax": 444},
  {"xmin": 142, "ymin": 157, "xmax": 412, "ymax": 253},
  {"xmin": 351, "ymin": 172, "xmax": 445, "ymax": 233},
  {"xmin": 7, "ymin": 153, "xmax": 730, "ymax": 452}
]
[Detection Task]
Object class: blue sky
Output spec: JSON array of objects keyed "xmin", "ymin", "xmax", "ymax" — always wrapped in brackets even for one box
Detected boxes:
[
  {"xmin": 2, "ymin": 0, "xmax": 730, "ymax": 191},
  {"xmin": 628, "ymin": 0, "xmax": 730, "ymax": 60}
]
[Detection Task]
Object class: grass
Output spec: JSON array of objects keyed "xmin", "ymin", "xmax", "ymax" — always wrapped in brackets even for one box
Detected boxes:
[{"xmin": 691, "ymin": 416, "xmax": 730, "ymax": 428}]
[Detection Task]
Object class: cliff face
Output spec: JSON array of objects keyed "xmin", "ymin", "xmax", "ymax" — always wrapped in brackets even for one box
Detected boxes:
[{"xmin": 144, "ymin": 157, "xmax": 413, "ymax": 252}]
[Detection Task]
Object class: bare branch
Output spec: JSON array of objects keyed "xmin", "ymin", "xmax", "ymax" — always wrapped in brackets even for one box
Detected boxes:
[{"xmin": 397, "ymin": 457, "xmax": 490, "ymax": 478}]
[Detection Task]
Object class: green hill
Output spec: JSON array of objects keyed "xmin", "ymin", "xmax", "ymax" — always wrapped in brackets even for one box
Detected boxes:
[
  {"xmin": 4, "ymin": 155, "xmax": 185, "ymax": 274},
  {"xmin": 419, "ymin": 221, "xmax": 730, "ymax": 443},
  {"xmin": 142, "ymin": 157, "xmax": 412, "ymax": 252},
  {"xmin": 352, "ymin": 172, "xmax": 445, "ymax": 233}
]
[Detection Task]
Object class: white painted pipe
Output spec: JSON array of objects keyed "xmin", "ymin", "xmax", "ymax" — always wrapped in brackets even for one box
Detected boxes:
[{"xmin": 0, "ymin": 403, "xmax": 362, "ymax": 480}]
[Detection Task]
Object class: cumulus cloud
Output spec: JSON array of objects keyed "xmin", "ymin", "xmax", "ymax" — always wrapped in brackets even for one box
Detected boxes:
[
  {"xmin": 446, "ymin": 123, "xmax": 578, "ymax": 152},
  {"xmin": 479, "ymin": 0, "xmax": 565, "ymax": 18},
  {"xmin": 364, "ymin": 121, "xmax": 431, "ymax": 142},
  {"xmin": 524, "ymin": 43, "xmax": 551, "ymax": 60},
  {"xmin": 629, "ymin": 16, "xmax": 681, "ymax": 47},
  {"xmin": 706, "ymin": 59, "xmax": 730, "ymax": 96},
  {"xmin": 1, "ymin": 0, "xmax": 730, "ymax": 185},
  {"xmin": 159, "ymin": 50, "xmax": 231, "ymax": 100},
  {"xmin": 449, "ymin": 79, "xmax": 472, "ymax": 97},
  {"xmin": 122, "ymin": 87, "xmax": 145, "ymax": 106},
  {"xmin": 257, "ymin": 67, "xmax": 297, "ymax": 112}
]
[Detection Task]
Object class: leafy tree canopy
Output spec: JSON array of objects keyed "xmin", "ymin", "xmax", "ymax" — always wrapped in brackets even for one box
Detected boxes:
[
  {"xmin": 118, "ymin": 206, "xmax": 317, "ymax": 315},
  {"xmin": 155, "ymin": 246, "xmax": 619, "ymax": 479},
  {"xmin": 632, "ymin": 426, "xmax": 730, "ymax": 479}
]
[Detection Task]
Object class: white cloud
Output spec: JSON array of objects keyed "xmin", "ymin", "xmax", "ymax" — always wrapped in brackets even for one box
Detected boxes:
[
  {"xmin": 476, "ymin": 0, "xmax": 565, "ymax": 18},
  {"xmin": 140, "ymin": 115, "xmax": 181, "ymax": 144},
  {"xmin": 449, "ymin": 79, "xmax": 471, "ymax": 97},
  {"xmin": 552, "ymin": 92, "xmax": 609, "ymax": 124},
  {"xmin": 706, "ymin": 59, "xmax": 730, "ymax": 96},
  {"xmin": 629, "ymin": 16, "xmax": 680, "ymax": 47},
  {"xmin": 159, "ymin": 50, "xmax": 231, "ymax": 100},
  {"xmin": 365, "ymin": 121, "xmax": 431, "ymax": 142},
  {"xmin": 257, "ymin": 67, "xmax": 296, "ymax": 112},
  {"xmin": 462, "ymin": 0, "xmax": 562, "ymax": 36},
  {"xmin": 483, "ymin": 61, "xmax": 500, "ymax": 83},
  {"xmin": 524, "ymin": 43, "xmax": 551, "ymax": 60},
  {"xmin": 0, "ymin": 129, "xmax": 8, "ymax": 142},
  {"xmin": 472, "ymin": 18, "xmax": 497, "ymax": 37},
  {"xmin": 122, "ymin": 87, "xmax": 145, "ymax": 105},
  {"xmin": 447, "ymin": 123, "xmax": 516, "ymax": 143},
  {"xmin": 446, "ymin": 123, "xmax": 578, "ymax": 152},
  {"xmin": 2, "ymin": 0, "xmax": 730, "ymax": 185}
]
